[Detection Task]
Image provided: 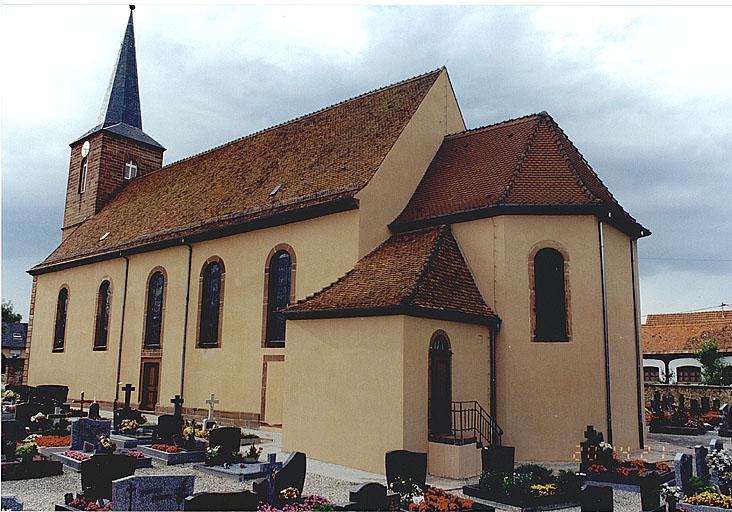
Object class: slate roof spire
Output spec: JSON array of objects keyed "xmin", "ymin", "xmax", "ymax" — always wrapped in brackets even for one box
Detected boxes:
[
  {"xmin": 72, "ymin": 5, "xmax": 164, "ymax": 149},
  {"xmin": 98, "ymin": 6, "xmax": 141, "ymax": 129}
]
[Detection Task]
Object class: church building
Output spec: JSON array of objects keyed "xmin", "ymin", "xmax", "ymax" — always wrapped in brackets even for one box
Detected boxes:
[{"xmin": 26, "ymin": 8, "xmax": 650, "ymax": 474}]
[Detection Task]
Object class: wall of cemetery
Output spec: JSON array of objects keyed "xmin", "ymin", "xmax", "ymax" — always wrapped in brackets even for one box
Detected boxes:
[
  {"xmin": 644, "ymin": 383, "xmax": 732, "ymax": 406},
  {"xmin": 356, "ymin": 69, "xmax": 465, "ymax": 258},
  {"xmin": 453, "ymin": 214, "xmax": 642, "ymax": 461}
]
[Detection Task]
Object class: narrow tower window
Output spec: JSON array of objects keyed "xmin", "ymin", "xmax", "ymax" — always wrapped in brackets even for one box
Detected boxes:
[
  {"xmin": 198, "ymin": 260, "xmax": 223, "ymax": 347},
  {"xmin": 79, "ymin": 158, "xmax": 88, "ymax": 194},
  {"xmin": 533, "ymin": 248, "xmax": 569, "ymax": 341},
  {"xmin": 53, "ymin": 288, "xmax": 69, "ymax": 352},
  {"xmin": 144, "ymin": 271, "xmax": 165, "ymax": 348},
  {"xmin": 124, "ymin": 159, "xmax": 138, "ymax": 180},
  {"xmin": 94, "ymin": 280, "xmax": 112, "ymax": 350}
]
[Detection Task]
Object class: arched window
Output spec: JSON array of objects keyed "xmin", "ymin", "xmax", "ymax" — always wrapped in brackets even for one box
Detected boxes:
[
  {"xmin": 53, "ymin": 288, "xmax": 69, "ymax": 352},
  {"xmin": 79, "ymin": 158, "xmax": 88, "ymax": 194},
  {"xmin": 144, "ymin": 271, "xmax": 165, "ymax": 348},
  {"xmin": 93, "ymin": 280, "xmax": 111, "ymax": 350},
  {"xmin": 124, "ymin": 159, "xmax": 138, "ymax": 180},
  {"xmin": 199, "ymin": 260, "xmax": 223, "ymax": 348},
  {"xmin": 265, "ymin": 250, "xmax": 293, "ymax": 346},
  {"xmin": 533, "ymin": 247, "xmax": 568, "ymax": 341}
]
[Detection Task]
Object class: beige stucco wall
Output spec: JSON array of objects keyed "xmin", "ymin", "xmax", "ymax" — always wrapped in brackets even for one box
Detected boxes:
[
  {"xmin": 453, "ymin": 214, "xmax": 641, "ymax": 461},
  {"xmin": 356, "ymin": 69, "xmax": 465, "ymax": 256},
  {"xmin": 28, "ymin": 210, "xmax": 361, "ymax": 416},
  {"xmin": 282, "ymin": 316, "xmax": 406, "ymax": 473},
  {"xmin": 28, "ymin": 259, "xmax": 126, "ymax": 402}
]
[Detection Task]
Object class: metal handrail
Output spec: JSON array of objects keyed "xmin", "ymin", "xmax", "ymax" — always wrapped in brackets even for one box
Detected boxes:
[{"xmin": 450, "ymin": 400, "xmax": 503, "ymax": 447}]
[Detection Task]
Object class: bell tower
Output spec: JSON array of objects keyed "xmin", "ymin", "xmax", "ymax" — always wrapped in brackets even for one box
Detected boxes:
[{"xmin": 63, "ymin": 5, "xmax": 165, "ymax": 240}]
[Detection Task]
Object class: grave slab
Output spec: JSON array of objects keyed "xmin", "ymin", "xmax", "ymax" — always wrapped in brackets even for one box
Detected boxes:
[
  {"xmin": 112, "ymin": 475, "xmax": 194, "ymax": 511},
  {"xmin": 138, "ymin": 445, "xmax": 206, "ymax": 465},
  {"xmin": 193, "ymin": 461, "xmax": 282, "ymax": 482}
]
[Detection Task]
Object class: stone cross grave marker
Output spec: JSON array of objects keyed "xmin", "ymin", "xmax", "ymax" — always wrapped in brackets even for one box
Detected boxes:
[
  {"xmin": 121, "ymin": 384, "xmax": 135, "ymax": 410},
  {"xmin": 675, "ymin": 453, "xmax": 693, "ymax": 493},
  {"xmin": 111, "ymin": 475, "xmax": 194, "ymax": 511},
  {"xmin": 695, "ymin": 445, "xmax": 709, "ymax": 479},
  {"xmin": 171, "ymin": 395, "xmax": 184, "ymax": 417},
  {"xmin": 206, "ymin": 393, "xmax": 219, "ymax": 421},
  {"xmin": 71, "ymin": 418, "xmax": 111, "ymax": 451},
  {"xmin": 580, "ymin": 425, "xmax": 605, "ymax": 472},
  {"xmin": 77, "ymin": 392, "xmax": 86, "ymax": 415}
]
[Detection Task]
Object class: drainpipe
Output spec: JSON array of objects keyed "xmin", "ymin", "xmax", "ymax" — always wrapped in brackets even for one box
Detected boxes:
[
  {"xmin": 489, "ymin": 319, "xmax": 500, "ymax": 433},
  {"xmin": 179, "ymin": 241, "xmax": 193, "ymax": 400},
  {"xmin": 598, "ymin": 220, "xmax": 613, "ymax": 444},
  {"xmin": 114, "ymin": 254, "xmax": 130, "ymax": 403},
  {"xmin": 630, "ymin": 239, "xmax": 645, "ymax": 448}
]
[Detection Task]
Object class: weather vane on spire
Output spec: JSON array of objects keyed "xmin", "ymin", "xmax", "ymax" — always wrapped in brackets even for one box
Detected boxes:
[{"xmin": 129, "ymin": 5, "xmax": 135, "ymax": 10}]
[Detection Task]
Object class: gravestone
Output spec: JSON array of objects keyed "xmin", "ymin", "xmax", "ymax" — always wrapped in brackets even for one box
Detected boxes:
[
  {"xmin": 714, "ymin": 398, "xmax": 721, "ymax": 410},
  {"xmin": 171, "ymin": 395, "xmax": 184, "ymax": 417},
  {"xmin": 208, "ymin": 427, "xmax": 241, "ymax": 463},
  {"xmin": 710, "ymin": 438, "xmax": 724, "ymax": 452},
  {"xmin": 0, "ymin": 496, "xmax": 23, "ymax": 511},
  {"xmin": 695, "ymin": 445, "xmax": 709, "ymax": 479},
  {"xmin": 679, "ymin": 395, "xmax": 686, "ymax": 410},
  {"xmin": 2, "ymin": 419, "xmax": 19, "ymax": 459},
  {"xmin": 674, "ymin": 453, "xmax": 692, "ymax": 493},
  {"xmin": 385, "ymin": 450, "xmax": 427, "ymax": 489},
  {"xmin": 6, "ymin": 384, "xmax": 33, "ymax": 404},
  {"xmin": 114, "ymin": 384, "xmax": 145, "ymax": 431},
  {"xmin": 13, "ymin": 403, "xmax": 46, "ymax": 433},
  {"xmin": 32, "ymin": 385, "xmax": 69, "ymax": 411},
  {"xmin": 183, "ymin": 490, "xmax": 258, "ymax": 511},
  {"xmin": 112, "ymin": 475, "xmax": 194, "ymax": 511},
  {"xmin": 581, "ymin": 425, "xmax": 608, "ymax": 472},
  {"xmin": 71, "ymin": 418, "xmax": 111, "ymax": 451},
  {"xmin": 652, "ymin": 392, "xmax": 661, "ymax": 413},
  {"xmin": 154, "ymin": 415, "xmax": 183, "ymax": 445},
  {"xmin": 691, "ymin": 399, "xmax": 700, "ymax": 417},
  {"xmin": 253, "ymin": 452, "xmax": 307, "ymax": 504},
  {"xmin": 581, "ymin": 485, "xmax": 613, "ymax": 512},
  {"xmin": 639, "ymin": 473, "xmax": 661, "ymax": 512},
  {"xmin": 702, "ymin": 396, "xmax": 711, "ymax": 412},
  {"xmin": 345, "ymin": 482, "xmax": 389, "ymax": 511},
  {"xmin": 721, "ymin": 405, "xmax": 732, "ymax": 436},
  {"xmin": 204, "ymin": 393, "xmax": 219, "ymax": 431},
  {"xmin": 88, "ymin": 402, "xmax": 101, "ymax": 420},
  {"xmin": 481, "ymin": 445, "xmax": 515, "ymax": 474},
  {"xmin": 80, "ymin": 454, "xmax": 136, "ymax": 500}
]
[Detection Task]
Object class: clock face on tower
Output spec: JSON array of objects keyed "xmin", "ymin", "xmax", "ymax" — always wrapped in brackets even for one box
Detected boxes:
[{"xmin": 81, "ymin": 141, "xmax": 90, "ymax": 158}]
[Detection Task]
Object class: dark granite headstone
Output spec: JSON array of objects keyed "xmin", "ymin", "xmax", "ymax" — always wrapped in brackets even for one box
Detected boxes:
[
  {"xmin": 702, "ymin": 396, "xmax": 711, "ymax": 412},
  {"xmin": 253, "ymin": 452, "xmax": 307, "ymax": 504},
  {"xmin": 691, "ymin": 399, "xmax": 700, "ymax": 417},
  {"xmin": 481, "ymin": 445, "xmax": 515, "ymax": 474},
  {"xmin": 13, "ymin": 402, "xmax": 46, "ymax": 433},
  {"xmin": 32, "ymin": 385, "xmax": 68, "ymax": 411},
  {"xmin": 71, "ymin": 418, "xmax": 111, "ymax": 451},
  {"xmin": 112, "ymin": 475, "xmax": 193, "ymax": 511},
  {"xmin": 2, "ymin": 419, "xmax": 18, "ymax": 459},
  {"xmin": 385, "ymin": 450, "xmax": 427, "ymax": 489},
  {"xmin": 695, "ymin": 445, "xmax": 709, "ymax": 479},
  {"xmin": 714, "ymin": 398, "xmax": 721, "ymax": 410},
  {"xmin": 208, "ymin": 427, "xmax": 241, "ymax": 463},
  {"xmin": 710, "ymin": 438, "xmax": 724, "ymax": 453},
  {"xmin": 581, "ymin": 425, "xmax": 608, "ymax": 473},
  {"xmin": 88, "ymin": 403, "xmax": 101, "ymax": 420},
  {"xmin": 679, "ymin": 395, "xmax": 686, "ymax": 410},
  {"xmin": 80, "ymin": 454, "xmax": 136, "ymax": 500},
  {"xmin": 153, "ymin": 415, "xmax": 183, "ymax": 445},
  {"xmin": 581, "ymin": 485, "xmax": 613, "ymax": 512},
  {"xmin": 346, "ymin": 482, "xmax": 388, "ymax": 511},
  {"xmin": 183, "ymin": 490, "xmax": 259, "ymax": 511},
  {"xmin": 6, "ymin": 384, "xmax": 33, "ymax": 403},
  {"xmin": 675, "ymin": 453, "xmax": 692, "ymax": 493},
  {"xmin": 0, "ymin": 496, "xmax": 23, "ymax": 511},
  {"xmin": 639, "ymin": 473, "xmax": 661, "ymax": 511}
]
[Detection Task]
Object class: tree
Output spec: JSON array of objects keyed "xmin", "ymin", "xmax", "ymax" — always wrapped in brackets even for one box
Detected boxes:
[
  {"xmin": 694, "ymin": 338, "xmax": 732, "ymax": 386},
  {"xmin": 2, "ymin": 300, "xmax": 22, "ymax": 323}
]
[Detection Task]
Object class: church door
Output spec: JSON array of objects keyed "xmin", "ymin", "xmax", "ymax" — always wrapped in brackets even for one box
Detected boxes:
[
  {"xmin": 140, "ymin": 362, "xmax": 159, "ymax": 411},
  {"xmin": 429, "ymin": 333, "xmax": 452, "ymax": 437}
]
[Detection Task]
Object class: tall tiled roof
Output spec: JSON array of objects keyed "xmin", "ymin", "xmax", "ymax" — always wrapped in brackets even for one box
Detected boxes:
[
  {"xmin": 2, "ymin": 322, "xmax": 28, "ymax": 350},
  {"xmin": 392, "ymin": 112, "xmax": 648, "ymax": 237},
  {"xmin": 32, "ymin": 69, "xmax": 443, "ymax": 273},
  {"xmin": 285, "ymin": 226, "xmax": 498, "ymax": 326},
  {"xmin": 642, "ymin": 310, "xmax": 732, "ymax": 354}
]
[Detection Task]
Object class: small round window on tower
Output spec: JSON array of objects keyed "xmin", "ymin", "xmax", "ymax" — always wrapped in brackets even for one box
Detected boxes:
[{"xmin": 124, "ymin": 159, "xmax": 138, "ymax": 180}]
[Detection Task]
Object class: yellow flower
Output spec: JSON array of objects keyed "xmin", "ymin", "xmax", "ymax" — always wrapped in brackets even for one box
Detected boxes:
[{"xmin": 530, "ymin": 484, "xmax": 557, "ymax": 497}]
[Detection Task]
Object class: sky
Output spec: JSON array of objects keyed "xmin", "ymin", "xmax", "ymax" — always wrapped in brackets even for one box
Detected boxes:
[{"xmin": 1, "ymin": 4, "xmax": 730, "ymax": 321}]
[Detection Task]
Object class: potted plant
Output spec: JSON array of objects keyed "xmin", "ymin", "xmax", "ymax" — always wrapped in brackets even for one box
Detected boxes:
[
  {"xmin": 243, "ymin": 443, "xmax": 262, "ymax": 463},
  {"xmin": 15, "ymin": 442, "xmax": 39, "ymax": 463},
  {"xmin": 205, "ymin": 445, "xmax": 220, "ymax": 466},
  {"xmin": 96, "ymin": 435, "xmax": 115, "ymax": 455}
]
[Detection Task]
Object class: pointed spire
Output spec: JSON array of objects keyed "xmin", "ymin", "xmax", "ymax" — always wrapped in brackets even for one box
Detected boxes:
[
  {"xmin": 98, "ymin": 6, "xmax": 141, "ymax": 128},
  {"xmin": 72, "ymin": 6, "xmax": 163, "ymax": 149}
]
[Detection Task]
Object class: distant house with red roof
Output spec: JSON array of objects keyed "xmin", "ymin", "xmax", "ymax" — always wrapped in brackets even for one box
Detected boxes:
[
  {"xmin": 642, "ymin": 310, "xmax": 732, "ymax": 383},
  {"xmin": 26, "ymin": 8, "xmax": 651, "ymax": 474}
]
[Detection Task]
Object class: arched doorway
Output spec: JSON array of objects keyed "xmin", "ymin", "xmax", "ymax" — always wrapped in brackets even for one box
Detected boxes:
[{"xmin": 429, "ymin": 332, "xmax": 452, "ymax": 438}]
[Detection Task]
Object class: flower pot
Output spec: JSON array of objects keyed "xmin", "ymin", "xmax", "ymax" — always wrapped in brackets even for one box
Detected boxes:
[{"xmin": 243, "ymin": 457, "xmax": 259, "ymax": 464}]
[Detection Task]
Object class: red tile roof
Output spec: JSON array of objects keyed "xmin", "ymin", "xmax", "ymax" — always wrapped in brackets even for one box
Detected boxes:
[
  {"xmin": 642, "ymin": 311, "xmax": 732, "ymax": 354},
  {"xmin": 31, "ymin": 69, "xmax": 443, "ymax": 273},
  {"xmin": 392, "ymin": 112, "xmax": 647, "ymax": 237},
  {"xmin": 285, "ymin": 226, "xmax": 497, "ymax": 326}
]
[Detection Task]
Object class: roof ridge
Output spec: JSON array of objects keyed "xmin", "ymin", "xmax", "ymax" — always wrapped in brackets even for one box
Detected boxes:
[
  {"xmin": 159, "ymin": 68, "xmax": 444, "ymax": 172},
  {"xmin": 494, "ymin": 115, "xmax": 543, "ymax": 204},
  {"xmin": 403, "ymin": 225, "xmax": 450, "ymax": 306},
  {"xmin": 544, "ymin": 115, "xmax": 619, "ymax": 206},
  {"xmin": 444, "ymin": 112, "xmax": 541, "ymax": 140},
  {"xmin": 542, "ymin": 115, "xmax": 598, "ymax": 204}
]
